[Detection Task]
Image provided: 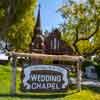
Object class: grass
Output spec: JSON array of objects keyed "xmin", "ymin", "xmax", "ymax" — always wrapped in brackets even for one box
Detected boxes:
[{"xmin": 0, "ymin": 64, "xmax": 100, "ymax": 100}]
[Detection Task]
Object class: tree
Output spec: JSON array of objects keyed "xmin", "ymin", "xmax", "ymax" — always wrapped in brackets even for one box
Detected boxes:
[
  {"xmin": 58, "ymin": 0, "xmax": 100, "ymax": 57},
  {"xmin": 0, "ymin": 0, "xmax": 37, "ymax": 51}
]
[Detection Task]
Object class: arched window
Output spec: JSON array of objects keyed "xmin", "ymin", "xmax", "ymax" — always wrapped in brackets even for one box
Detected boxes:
[
  {"xmin": 50, "ymin": 38, "xmax": 60, "ymax": 50},
  {"xmin": 54, "ymin": 38, "xmax": 57, "ymax": 49},
  {"xmin": 57, "ymin": 40, "xmax": 59, "ymax": 49}
]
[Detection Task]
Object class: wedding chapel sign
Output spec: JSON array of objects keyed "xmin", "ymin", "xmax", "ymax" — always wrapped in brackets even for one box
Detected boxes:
[{"xmin": 21, "ymin": 65, "xmax": 69, "ymax": 92}]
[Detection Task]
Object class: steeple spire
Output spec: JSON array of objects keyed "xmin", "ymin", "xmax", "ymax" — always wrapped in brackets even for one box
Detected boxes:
[
  {"xmin": 30, "ymin": 4, "xmax": 44, "ymax": 53},
  {"xmin": 34, "ymin": 4, "xmax": 42, "ymax": 35}
]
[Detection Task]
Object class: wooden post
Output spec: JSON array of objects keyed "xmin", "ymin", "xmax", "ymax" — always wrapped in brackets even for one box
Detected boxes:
[
  {"xmin": 77, "ymin": 60, "xmax": 82, "ymax": 92},
  {"xmin": 10, "ymin": 54, "xmax": 17, "ymax": 95}
]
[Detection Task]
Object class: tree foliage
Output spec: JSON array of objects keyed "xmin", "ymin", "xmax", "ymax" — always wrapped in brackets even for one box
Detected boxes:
[
  {"xmin": 0, "ymin": 0, "xmax": 37, "ymax": 51},
  {"xmin": 58, "ymin": 0, "xmax": 100, "ymax": 56}
]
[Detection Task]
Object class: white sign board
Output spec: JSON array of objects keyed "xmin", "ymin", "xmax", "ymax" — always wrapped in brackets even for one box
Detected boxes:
[{"xmin": 21, "ymin": 65, "xmax": 69, "ymax": 92}]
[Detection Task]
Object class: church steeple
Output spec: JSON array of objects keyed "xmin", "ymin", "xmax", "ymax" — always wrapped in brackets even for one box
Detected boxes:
[
  {"xmin": 34, "ymin": 4, "xmax": 42, "ymax": 36},
  {"xmin": 30, "ymin": 4, "xmax": 44, "ymax": 53}
]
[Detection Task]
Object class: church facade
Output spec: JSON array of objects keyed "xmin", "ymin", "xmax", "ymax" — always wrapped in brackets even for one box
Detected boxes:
[{"xmin": 30, "ymin": 5, "xmax": 73, "ymax": 55}]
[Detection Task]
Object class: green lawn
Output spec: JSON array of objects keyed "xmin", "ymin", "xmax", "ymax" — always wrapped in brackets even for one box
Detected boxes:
[{"xmin": 0, "ymin": 64, "xmax": 100, "ymax": 100}]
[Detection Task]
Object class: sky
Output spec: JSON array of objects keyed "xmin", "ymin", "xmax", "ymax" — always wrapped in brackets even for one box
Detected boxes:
[
  {"xmin": 35, "ymin": 0, "xmax": 64, "ymax": 32},
  {"xmin": 35, "ymin": 0, "xmax": 85, "ymax": 32}
]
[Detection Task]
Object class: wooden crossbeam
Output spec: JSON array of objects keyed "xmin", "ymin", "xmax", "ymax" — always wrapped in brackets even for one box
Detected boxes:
[
  {"xmin": 8, "ymin": 52, "xmax": 84, "ymax": 94},
  {"xmin": 8, "ymin": 52, "xmax": 84, "ymax": 62}
]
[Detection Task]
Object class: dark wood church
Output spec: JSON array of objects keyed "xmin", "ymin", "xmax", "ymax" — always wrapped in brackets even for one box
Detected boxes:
[
  {"xmin": 30, "ymin": 5, "xmax": 73, "ymax": 55},
  {"xmin": 44, "ymin": 29, "xmax": 73, "ymax": 55}
]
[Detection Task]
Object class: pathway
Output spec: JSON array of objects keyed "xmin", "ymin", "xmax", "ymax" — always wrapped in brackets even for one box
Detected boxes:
[{"xmin": 70, "ymin": 78, "xmax": 100, "ymax": 87}]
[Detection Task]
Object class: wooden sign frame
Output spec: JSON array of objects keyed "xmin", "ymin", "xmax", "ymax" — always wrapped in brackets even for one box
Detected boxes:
[
  {"xmin": 21, "ymin": 64, "xmax": 70, "ymax": 92},
  {"xmin": 8, "ymin": 52, "xmax": 84, "ymax": 95}
]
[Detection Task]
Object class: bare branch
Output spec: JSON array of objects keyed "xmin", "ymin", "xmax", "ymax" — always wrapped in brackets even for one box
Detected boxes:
[
  {"xmin": 83, "ymin": 47, "xmax": 100, "ymax": 57},
  {"xmin": 73, "ymin": 25, "xmax": 81, "ymax": 55},
  {"xmin": 73, "ymin": 19, "xmax": 100, "ymax": 56},
  {"xmin": 78, "ymin": 20, "xmax": 99, "ymax": 41}
]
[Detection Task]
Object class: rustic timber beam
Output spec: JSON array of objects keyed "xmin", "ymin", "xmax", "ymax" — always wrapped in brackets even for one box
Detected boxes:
[
  {"xmin": 10, "ymin": 53, "xmax": 17, "ymax": 95},
  {"xmin": 7, "ymin": 52, "xmax": 84, "ymax": 62},
  {"xmin": 77, "ymin": 59, "xmax": 82, "ymax": 92},
  {"xmin": 8, "ymin": 52, "xmax": 84, "ymax": 93}
]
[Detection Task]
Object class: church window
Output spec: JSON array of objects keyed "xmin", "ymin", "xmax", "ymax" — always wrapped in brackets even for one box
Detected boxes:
[{"xmin": 54, "ymin": 38, "xmax": 57, "ymax": 49}]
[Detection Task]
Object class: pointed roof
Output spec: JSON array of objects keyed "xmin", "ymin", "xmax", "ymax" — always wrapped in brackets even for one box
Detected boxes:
[
  {"xmin": 29, "ymin": 5, "xmax": 44, "ymax": 53},
  {"xmin": 34, "ymin": 4, "xmax": 42, "ymax": 35}
]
